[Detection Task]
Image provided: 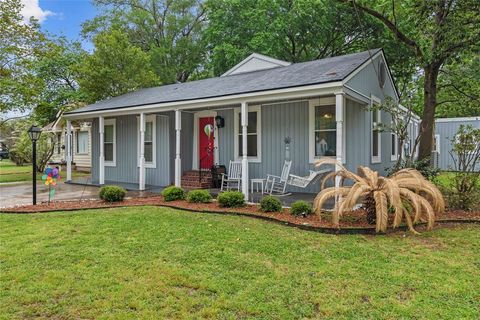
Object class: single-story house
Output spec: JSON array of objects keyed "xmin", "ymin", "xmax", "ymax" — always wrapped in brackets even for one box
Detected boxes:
[
  {"xmin": 43, "ymin": 112, "xmax": 92, "ymax": 172},
  {"xmin": 433, "ymin": 117, "xmax": 480, "ymax": 170},
  {"xmin": 63, "ymin": 48, "xmax": 420, "ymax": 198}
]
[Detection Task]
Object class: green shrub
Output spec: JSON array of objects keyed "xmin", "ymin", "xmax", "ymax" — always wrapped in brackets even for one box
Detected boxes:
[
  {"xmin": 99, "ymin": 185, "xmax": 126, "ymax": 202},
  {"xmin": 290, "ymin": 200, "xmax": 312, "ymax": 216},
  {"xmin": 217, "ymin": 191, "xmax": 245, "ymax": 208},
  {"xmin": 186, "ymin": 189, "xmax": 212, "ymax": 203},
  {"xmin": 260, "ymin": 196, "xmax": 282, "ymax": 212},
  {"xmin": 162, "ymin": 186, "xmax": 185, "ymax": 201},
  {"xmin": 387, "ymin": 157, "xmax": 440, "ymax": 181}
]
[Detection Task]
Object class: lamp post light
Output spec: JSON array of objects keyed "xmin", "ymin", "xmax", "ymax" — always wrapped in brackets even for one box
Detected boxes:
[{"xmin": 28, "ymin": 125, "xmax": 42, "ymax": 205}]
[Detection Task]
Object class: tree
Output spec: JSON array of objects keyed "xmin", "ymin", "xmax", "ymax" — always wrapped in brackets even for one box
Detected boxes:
[
  {"xmin": 0, "ymin": 0, "xmax": 46, "ymax": 118},
  {"xmin": 32, "ymin": 38, "xmax": 87, "ymax": 126},
  {"xmin": 84, "ymin": 0, "xmax": 207, "ymax": 83},
  {"xmin": 78, "ymin": 29, "xmax": 160, "ymax": 103},
  {"xmin": 436, "ymin": 55, "xmax": 480, "ymax": 118},
  {"xmin": 340, "ymin": 0, "xmax": 480, "ymax": 160},
  {"xmin": 204, "ymin": 0, "xmax": 384, "ymax": 76}
]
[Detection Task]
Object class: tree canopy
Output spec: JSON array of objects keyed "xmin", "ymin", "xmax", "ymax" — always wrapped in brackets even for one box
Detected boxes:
[{"xmin": 1, "ymin": 0, "xmax": 479, "ymax": 159}]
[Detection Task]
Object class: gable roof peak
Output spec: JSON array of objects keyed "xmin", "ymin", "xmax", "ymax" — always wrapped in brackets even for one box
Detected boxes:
[{"xmin": 221, "ymin": 53, "xmax": 291, "ymax": 77}]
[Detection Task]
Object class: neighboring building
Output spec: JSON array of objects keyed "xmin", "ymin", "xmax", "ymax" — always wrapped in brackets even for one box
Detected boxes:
[
  {"xmin": 43, "ymin": 112, "xmax": 92, "ymax": 172},
  {"xmin": 433, "ymin": 117, "xmax": 480, "ymax": 171},
  {"xmin": 63, "ymin": 48, "xmax": 420, "ymax": 195}
]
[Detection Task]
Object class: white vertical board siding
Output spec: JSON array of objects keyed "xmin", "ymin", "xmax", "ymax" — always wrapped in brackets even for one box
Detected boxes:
[{"xmin": 92, "ymin": 115, "xmax": 170, "ymax": 186}]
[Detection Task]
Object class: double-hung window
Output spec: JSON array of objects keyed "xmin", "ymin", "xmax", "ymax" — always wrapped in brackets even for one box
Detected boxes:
[
  {"xmin": 309, "ymin": 97, "xmax": 337, "ymax": 163},
  {"xmin": 433, "ymin": 134, "xmax": 440, "ymax": 154},
  {"xmin": 371, "ymin": 96, "xmax": 381, "ymax": 163},
  {"xmin": 104, "ymin": 119, "xmax": 116, "ymax": 166},
  {"xmin": 76, "ymin": 131, "xmax": 88, "ymax": 154},
  {"xmin": 314, "ymin": 105, "xmax": 336, "ymax": 157},
  {"xmin": 137, "ymin": 115, "xmax": 156, "ymax": 168},
  {"xmin": 234, "ymin": 106, "xmax": 261, "ymax": 162},
  {"xmin": 56, "ymin": 132, "xmax": 62, "ymax": 154}
]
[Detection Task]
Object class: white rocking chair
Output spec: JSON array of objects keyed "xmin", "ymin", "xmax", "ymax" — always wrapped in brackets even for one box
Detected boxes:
[
  {"xmin": 220, "ymin": 161, "xmax": 242, "ymax": 191},
  {"xmin": 287, "ymin": 169, "xmax": 330, "ymax": 189},
  {"xmin": 265, "ymin": 160, "xmax": 292, "ymax": 195}
]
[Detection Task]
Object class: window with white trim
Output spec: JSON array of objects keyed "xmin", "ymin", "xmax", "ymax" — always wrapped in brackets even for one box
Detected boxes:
[
  {"xmin": 137, "ymin": 115, "xmax": 156, "ymax": 168},
  {"xmin": 76, "ymin": 131, "xmax": 88, "ymax": 154},
  {"xmin": 56, "ymin": 132, "xmax": 62, "ymax": 154},
  {"xmin": 104, "ymin": 119, "xmax": 116, "ymax": 166},
  {"xmin": 371, "ymin": 96, "xmax": 381, "ymax": 163},
  {"xmin": 234, "ymin": 106, "xmax": 261, "ymax": 161},
  {"xmin": 308, "ymin": 97, "xmax": 337, "ymax": 163},
  {"xmin": 314, "ymin": 105, "xmax": 336, "ymax": 157},
  {"xmin": 433, "ymin": 134, "xmax": 440, "ymax": 154},
  {"xmin": 391, "ymin": 131, "xmax": 398, "ymax": 161}
]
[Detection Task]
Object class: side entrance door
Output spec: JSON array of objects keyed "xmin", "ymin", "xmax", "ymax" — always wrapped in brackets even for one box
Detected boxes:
[{"xmin": 198, "ymin": 117, "xmax": 215, "ymax": 169}]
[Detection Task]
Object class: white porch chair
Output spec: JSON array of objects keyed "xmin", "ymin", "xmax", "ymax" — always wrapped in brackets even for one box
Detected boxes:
[
  {"xmin": 287, "ymin": 169, "xmax": 331, "ymax": 189},
  {"xmin": 220, "ymin": 161, "xmax": 242, "ymax": 191},
  {"xmin": 265, "ymin": 160, "xmax": 292, "ymax": 195}
]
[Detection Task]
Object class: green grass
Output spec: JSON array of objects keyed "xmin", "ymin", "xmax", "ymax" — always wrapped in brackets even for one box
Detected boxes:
[
  {"xmin": 1, "ymin": 207, "xmax": 479, "ymax": 319},
  {"xmin": 0, "ymin": 160, "xmax": 88, "ymax": 183},
  {"xmin": 434, "ymin": 171, "xmax": 480, "ymax": 190}
]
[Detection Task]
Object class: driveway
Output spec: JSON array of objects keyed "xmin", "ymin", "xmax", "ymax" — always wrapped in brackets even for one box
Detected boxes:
[{"xmin": 0, "ymin": 182, "xmax": 100, "ymax": 208}]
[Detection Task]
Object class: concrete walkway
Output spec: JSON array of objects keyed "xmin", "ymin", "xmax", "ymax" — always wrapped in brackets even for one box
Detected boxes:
[{"xmin": 0, "ymin": 182, "xmax": 100, "ymax": 208}]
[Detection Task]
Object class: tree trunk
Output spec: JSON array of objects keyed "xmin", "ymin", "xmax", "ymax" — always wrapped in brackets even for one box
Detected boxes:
[{"xmin": 418, "ymin": 64, "xmax": 440, "ymax": 160}]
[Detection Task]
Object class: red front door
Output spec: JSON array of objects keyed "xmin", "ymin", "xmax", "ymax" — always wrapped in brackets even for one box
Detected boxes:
[{"xmin": 199, "ymin": 117, "xmax": 215, "ymax": 169}]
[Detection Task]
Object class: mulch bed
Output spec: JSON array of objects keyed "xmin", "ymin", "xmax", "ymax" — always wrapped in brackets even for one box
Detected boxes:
[{"xmin": 2, "ymin": 196, "xmax": 479, "ymax": 234}]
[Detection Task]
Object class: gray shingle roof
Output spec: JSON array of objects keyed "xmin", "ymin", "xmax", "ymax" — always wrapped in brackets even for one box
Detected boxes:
[{"xmin": 67, "ymin": 49, "xmax": 381, "ymax": 115}]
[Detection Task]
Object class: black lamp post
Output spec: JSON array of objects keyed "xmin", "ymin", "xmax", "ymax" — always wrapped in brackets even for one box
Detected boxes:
[{"xmin": 28, "ymin": 125, "xmax": 42, "ymax": 205}]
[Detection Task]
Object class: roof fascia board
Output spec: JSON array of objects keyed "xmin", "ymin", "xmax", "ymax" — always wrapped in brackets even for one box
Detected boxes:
[
  {"xmin": 221, "ymin": 53, "xmax": 291, "ymax": 77},
  {"xmin": 64, "ymin": 82, "xmax": 343, "ymax": 120},
  {"xmin": 342, "ymin": 50, "xmax": 400, "ymax": 101},
  {"xmin": 435, "ymin": 117, "xmax": 480, "ymax": 123}
]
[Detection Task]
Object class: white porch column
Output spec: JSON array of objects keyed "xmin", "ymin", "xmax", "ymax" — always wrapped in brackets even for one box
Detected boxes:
[
  {"xmin": 139, "ymin": 112, "xmax": 146, "ymax": 191},
  {"xmin": 99, "ymin": 116, "xmax": 105, "ymax": 185},
  {"xmin": 66, "ymin": 120, "xmax": 72, "ymax": 181},
  {"xmin": 335, "ymin": 93, "xmax": 344, "ymax": 194},
  {"xmin": 241, "ymin": 102, "xmax": 249, "ymax": 199},
  {"xmin": 174, "ymin": 109, "xmax": 182, "ymax": 187}
]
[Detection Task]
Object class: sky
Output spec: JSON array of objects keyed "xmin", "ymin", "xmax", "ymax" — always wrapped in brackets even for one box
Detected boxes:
[{"xmin": 20, "ymin": 0, "xmax": 98, "ymax": 50}]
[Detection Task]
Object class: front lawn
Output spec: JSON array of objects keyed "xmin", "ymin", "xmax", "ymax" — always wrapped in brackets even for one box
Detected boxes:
[
  {"xmin": 0, "ymin": 160, "xmax": 89, "ymax": 183},
  {"xmin": 0, "ymin": 207, "xmax": 478, "ymax": 319}
]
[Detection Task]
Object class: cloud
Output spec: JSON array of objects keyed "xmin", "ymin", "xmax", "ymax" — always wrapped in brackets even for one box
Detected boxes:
[{"xmin": 21, "ymin": 0, "xmax": 55, "ymax": 24}]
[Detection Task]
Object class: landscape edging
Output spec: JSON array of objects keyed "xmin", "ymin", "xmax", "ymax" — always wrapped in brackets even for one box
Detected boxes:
[{"xmin": 1, "ymin": 201, "xmax": 479, "ymax": 235}]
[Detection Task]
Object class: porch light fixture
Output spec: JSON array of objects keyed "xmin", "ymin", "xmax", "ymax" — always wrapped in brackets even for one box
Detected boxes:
[
  {"xmin": 27, "ymin": 125, "xmax": 42, "ymax": 205},
  {"xmin": 215, "ymin": 115, "xmax": 225, "ymax": 128}
]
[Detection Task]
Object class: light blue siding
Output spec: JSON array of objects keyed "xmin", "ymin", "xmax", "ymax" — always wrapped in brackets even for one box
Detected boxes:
[
  {"xmin": 434, "ymin": 118, "xmax": 480, "ymax": 170},
  {"xmin": 346, "ymin": 55, "xmax": 397, "ymax": 102},
  {"xmin": 91, "ymin": 114, "xmax": 170, "ymax": 186},
  {"xmin": 89, "ymin": 97, "xmax": 407, "ymax": 192}
]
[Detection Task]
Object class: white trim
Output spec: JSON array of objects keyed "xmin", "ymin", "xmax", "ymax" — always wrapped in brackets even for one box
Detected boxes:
[
  {"xmin": 175, "ymin": 110, "xmax": 182, "ymax": 187},
  {"xmin": 371, "ymin": 95, "xmax": 382, "ymax": 164},
  {"xmin": 63, "ymin": 82, "xmax": 343, "ymax": 120},
  {"xmin": 66, "ymin": 120, "xmax": 72, "ymax": 181},
  {"xmin": 434, "ymin": 134, "xmax": 440, "ymax": 154},
  {"xmin": 192, "ymin": 110, "xmax": 219, "ymax": 170},
  {"xmin": 137, "ymin": 115, "xmax": 157, "ymax": 168},
  {"xmin": 435, "ymin": 117, "xmax": 480, "ymax": 123},
  {"xmin": 308, "ymin": 97, "xmax": 337, "ymax": 163},
  {"xmin": 233, "ymin": 105, "xmax": 262, "ymax": 162},
  {"xmin": 104, "ymin": 118, "xmax": 116, "ymax": 167},
  {"xmin": 222, "ymin": 53, "xmax": 291, "ymax": 77}
]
